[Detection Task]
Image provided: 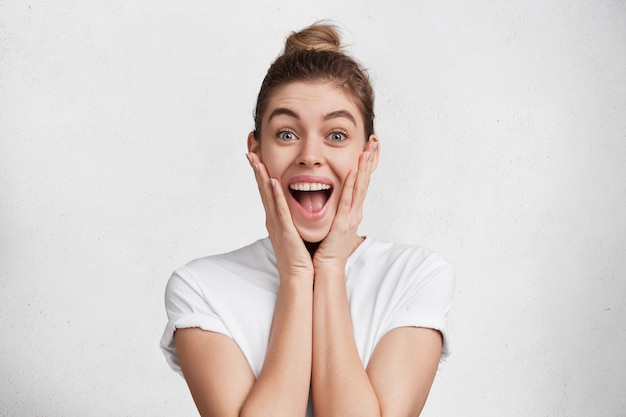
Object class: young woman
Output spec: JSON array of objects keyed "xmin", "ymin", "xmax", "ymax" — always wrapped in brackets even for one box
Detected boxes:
[{"xmin": 161, "ymin": 22, "xmax": 455, "ymax": 417}]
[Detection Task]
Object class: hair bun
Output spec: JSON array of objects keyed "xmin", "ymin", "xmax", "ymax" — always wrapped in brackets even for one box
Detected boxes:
[{"xmin": 284, "ymin": 22, "xmax": 342, "ymax": 54}]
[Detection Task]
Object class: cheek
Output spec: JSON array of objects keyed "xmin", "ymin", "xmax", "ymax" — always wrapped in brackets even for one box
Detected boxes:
[
  {"xmin": 259, "ymin": 153, "xmax": 286, "ymax": 179},
  {"xmin": 335, "ymin": 150, "xmax": 363, "ymax": 176}
]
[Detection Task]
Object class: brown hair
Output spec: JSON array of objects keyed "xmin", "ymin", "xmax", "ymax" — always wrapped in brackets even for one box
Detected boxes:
[{"xmin": 253, "ymin": 22, "xmax": 375, "ymax": 140}]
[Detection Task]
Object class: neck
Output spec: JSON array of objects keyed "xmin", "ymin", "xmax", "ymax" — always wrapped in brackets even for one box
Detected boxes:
[
  {"xmin": 304, "ymin": 240, "xmax": 320, "ymax": 257},
  {"xmin": 304, "ymin": 235, "xmax": 366, "ymax": 258}
]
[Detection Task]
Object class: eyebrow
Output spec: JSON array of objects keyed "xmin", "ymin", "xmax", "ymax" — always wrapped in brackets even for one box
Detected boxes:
[
  {"xmin": 324, "ymin": 110, "xmax": 357, "ymax": 126},
  {"xmin": 267, "ymin": 108, "xmax": 357, "ymax": 126},
  {"xmin": 267, "ymin": 108, "xmax": 300, "ymax": 123}
]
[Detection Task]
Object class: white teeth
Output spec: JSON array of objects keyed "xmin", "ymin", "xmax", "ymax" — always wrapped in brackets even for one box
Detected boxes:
[{"xmin": 289, "ymin": 183, "xmax": 331, "ymax": 191}]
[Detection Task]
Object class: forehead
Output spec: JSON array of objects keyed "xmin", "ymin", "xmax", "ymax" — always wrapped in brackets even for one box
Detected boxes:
[{"xmin": 264, "ymin": 81, "xmax": 363, "ymax": 128}]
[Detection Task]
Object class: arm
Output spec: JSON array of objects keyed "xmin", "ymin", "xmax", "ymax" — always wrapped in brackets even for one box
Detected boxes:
[
  {"xmin": 312, "ymin": 269, "xmax": 442, "ymax": 417},
  {"xmin": 311, "ymin": 265, "xmax": 379, "ymax": 416},
  {"xmin": 310, "ymin": 144, "xmax": 378, "ymax": 416},
  {"xmin": 175, "ymin": 328, "xmax": 254, "ymax": 417},
  {"xmin": 367, "ymin": 327, "xmax": 442, "ymax": 417},
  {"xmin": 175, "ymin": 276, "xmax": 312, "ymax": 417},
  {"xmin": 241, "ymin": 277, "xmax": 312, "ymax": 417},
  {"xmin": 174, "ymin": 153, "xmax": 315, "ymax": 417},
  {"xmin": 311, "ymin": 141, "xmax": 443, "ymax": 416}
]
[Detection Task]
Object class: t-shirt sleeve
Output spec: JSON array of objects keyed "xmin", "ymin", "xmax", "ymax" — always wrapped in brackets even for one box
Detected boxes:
[
  {"xmin": 159, "ymin": 267, "xmax": 230, "ymax": 376},
  {"xmin": 385, "ymin": 255, "xmax": 456, "ymax": 370}
]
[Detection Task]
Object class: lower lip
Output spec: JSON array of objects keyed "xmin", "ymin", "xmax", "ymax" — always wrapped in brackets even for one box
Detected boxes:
[{"xmin": 288, "ymin": 191, "xmax": 331, "ymax": 221}]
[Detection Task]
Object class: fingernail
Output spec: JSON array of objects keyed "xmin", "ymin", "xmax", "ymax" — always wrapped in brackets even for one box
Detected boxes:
[
  {"xmin": 246, "ymin": 153, "xmax": 252, "ymax": 164},
  {"xmin": 270, "ymin": 178, "xmax": 276, "ymax": 187},
  {"xmin": 365, "ymin": 152, "xmax": 371, "ymax": 161},
  {"xmin": 372, "ymin": 142, "xmax": 378, "ymax": 152},
  {"xmin": 353, "ymin": 169, "xmax": 358, "ymax": 178},
  {"xmin": 253, "ymin": 163, "xmax": 259, "ymax": 173}
]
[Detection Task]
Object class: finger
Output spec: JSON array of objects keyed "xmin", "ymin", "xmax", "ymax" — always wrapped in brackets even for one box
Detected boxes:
[
  {"xmin": 246, "ymin": 153, "xmax": 278, "ymax": 221},
  {"xmin": 247, "ymin": 153, "xmax": 272, "ymax": 210},
  {"xmin": 336, "ymin": 168, "xmax": 358, "ymax": 218},
  {"xmin": 362, "ymin": 140, "xmax": 379, "ymax": 178},
  {"xmin": 269, "ymin": 177, "xmax": 298, "ymax": 232},
  {"xmin": 247, "ymin": 153, "xmax": 299, "ymax": 236},
  {"xmin": 353, "ymin": 149, "xmax": 374, "ymax": 209}
]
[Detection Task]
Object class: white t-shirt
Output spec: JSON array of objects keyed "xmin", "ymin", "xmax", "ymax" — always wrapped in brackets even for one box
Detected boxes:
[{"xmin": 160, "ymin": 237, "xmax": 455, "ymax": 381}]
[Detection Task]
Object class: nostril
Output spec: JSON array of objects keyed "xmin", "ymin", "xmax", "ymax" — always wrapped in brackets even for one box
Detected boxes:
[{"xmin": 298, "ymin": 160, "xmax": 322, "ymax": 167}]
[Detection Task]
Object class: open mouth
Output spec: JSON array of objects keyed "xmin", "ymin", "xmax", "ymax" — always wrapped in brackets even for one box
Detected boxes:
[{"xmin": 289, "ymin": 182, "xmax": 332, "ymax": 213}]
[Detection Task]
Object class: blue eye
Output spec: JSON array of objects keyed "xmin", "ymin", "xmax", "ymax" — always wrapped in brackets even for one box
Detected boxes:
[
  {"xmin": 277, "ymin": 130, "xmax": 296, "ymax": 141},
  {"xmin": 329, "ymin": 131, "xmax": 347, "ymax": 142}
]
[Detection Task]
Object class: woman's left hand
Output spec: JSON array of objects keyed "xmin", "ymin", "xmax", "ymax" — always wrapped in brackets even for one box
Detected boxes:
[{"xmin": 313, "ymin": 141, "xmax": 378, "ymax": 273}]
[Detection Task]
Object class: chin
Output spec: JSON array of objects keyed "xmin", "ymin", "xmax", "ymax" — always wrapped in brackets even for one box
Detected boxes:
[{"xmin": 295, "ymin": 224, "xmax": 330, "ymax": 244}]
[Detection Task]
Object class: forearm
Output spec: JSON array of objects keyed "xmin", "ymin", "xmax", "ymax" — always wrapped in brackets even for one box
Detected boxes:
[
  {"xmin": 241, "ymin": 278, "xmax": 313, "ymax": 417},
  {"xmin": 312, "ymin": 267, "xmax": 380, "ymax": 417}
]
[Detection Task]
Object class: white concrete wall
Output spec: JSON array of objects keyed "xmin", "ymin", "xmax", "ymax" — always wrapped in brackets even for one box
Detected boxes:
[{"xmin": 1, "ymin": 1, "xmax": 625, "ymax": 416}]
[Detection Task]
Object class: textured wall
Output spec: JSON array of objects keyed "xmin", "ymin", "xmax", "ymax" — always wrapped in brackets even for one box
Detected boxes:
[{"xmin": 1, "ymin": 1, "xmax": 625, "ymax": 416}]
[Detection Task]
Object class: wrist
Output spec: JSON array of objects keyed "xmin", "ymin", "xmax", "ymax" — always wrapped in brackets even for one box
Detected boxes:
[
  {"xmin": 279, "ymin": 270, "xmax": 315, "ymax": 286},
  {"xmin": 313, "ymin": 263, "xmax": 345, "ymax": 279}
]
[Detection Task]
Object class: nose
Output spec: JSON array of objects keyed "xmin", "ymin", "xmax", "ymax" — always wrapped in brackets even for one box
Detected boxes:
[{"xmin": 296, "ymin": 137, "xmax": 324, "ymax": 167}]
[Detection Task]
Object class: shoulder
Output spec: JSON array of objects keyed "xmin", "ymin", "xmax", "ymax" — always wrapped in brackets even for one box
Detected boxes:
[
  {"xmin": 358, "ymin": 237, "xmax": 454, "ymax": 275},
  {"xmin": 165, "ymin": 238, "xmax": 277, "ymax": 304},
  {"xmin": 175, "ymin": 238, "xmax": 275, "ymax": 282},
  {"xmin": 351, "ymin": 238, "xmax": 455, "ymax": 298},
  {"xmin": 184, "ymin": 237, "xmax": 274, "ymax": 271}
]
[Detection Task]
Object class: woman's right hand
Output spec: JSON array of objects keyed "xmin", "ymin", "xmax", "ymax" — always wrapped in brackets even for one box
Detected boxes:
[{"xmin": 247, "ymin": 152, "xmax": 314, "ymax": 282}]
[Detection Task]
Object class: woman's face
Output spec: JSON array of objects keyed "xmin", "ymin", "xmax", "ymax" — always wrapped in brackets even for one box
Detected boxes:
[{"xmin": 249, "ymin": 81, "xmax": 378, "ymax": 243}]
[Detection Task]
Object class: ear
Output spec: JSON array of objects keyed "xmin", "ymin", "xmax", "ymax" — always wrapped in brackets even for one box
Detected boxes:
[
  {"xmin": 368, "ymin": 135, "xmax": 380, "ymax": 172},
  {"xmin": 247, "ymin": 131, "xmax": 260, "ymax": 155}
]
